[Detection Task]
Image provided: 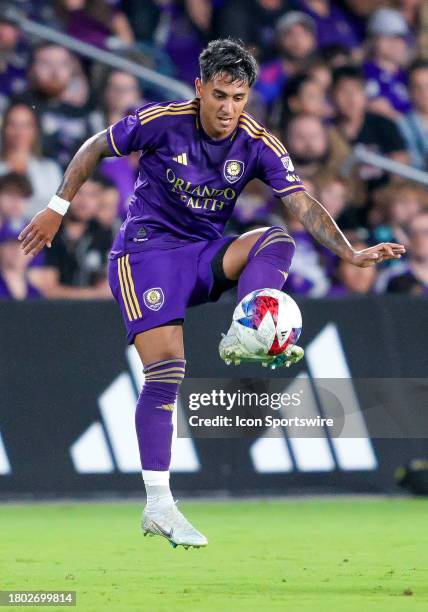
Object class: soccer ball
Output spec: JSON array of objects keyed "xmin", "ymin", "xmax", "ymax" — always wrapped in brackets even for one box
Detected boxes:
[{"xmin": 233, "ymin": 289, "xmax": 302, "ymax": 355}]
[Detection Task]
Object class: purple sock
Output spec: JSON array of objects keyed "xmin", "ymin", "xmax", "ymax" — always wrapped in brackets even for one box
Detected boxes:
[
  {"xmin": 135, "ymin": 358, "xmax": 186, "ymax": 471},
  {"xmin": 238, "ymin": 226, "xmax": 295, "ymax": 302}
]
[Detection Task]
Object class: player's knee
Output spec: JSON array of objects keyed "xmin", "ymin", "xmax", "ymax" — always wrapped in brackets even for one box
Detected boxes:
[
  {"xmin": 142, "ymin": 358, "xmax": 186, "ymax": 408},
  {"xmin": 249, "ymin": 226, "xmax": 295, "ymax": 261}
]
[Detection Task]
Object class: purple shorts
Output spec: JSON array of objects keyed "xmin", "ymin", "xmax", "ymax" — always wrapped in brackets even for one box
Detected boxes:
[{"xmin": 108, "ymin": 234, "xmax": 237, "ymax": 343}]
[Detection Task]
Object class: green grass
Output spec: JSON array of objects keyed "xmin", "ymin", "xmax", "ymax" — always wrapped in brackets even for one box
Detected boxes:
[{"xmin": 0, "ymin": 498, "xmax": 427, "ymax": 611}]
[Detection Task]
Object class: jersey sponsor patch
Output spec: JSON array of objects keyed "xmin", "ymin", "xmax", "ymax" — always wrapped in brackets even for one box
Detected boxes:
[
  {"xmin": 143, "ymin": 287, "xmax": 164, "ymax": 311},
  {"xmin": 281, "ymin": 155, "xmax": 294, "ymax": 172},
  {"xmin": 133, "ymin": 226, "xmax": 148, "ymax": 243},
  {"xmin": 224, "ymin": 159, "xmax": 245, "ymax": 184}
]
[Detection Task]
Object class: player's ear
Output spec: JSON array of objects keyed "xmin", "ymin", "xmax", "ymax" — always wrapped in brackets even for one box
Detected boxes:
[{"xmin": 195, "ymin": 77, "xmax": 202, "ymax": 98}]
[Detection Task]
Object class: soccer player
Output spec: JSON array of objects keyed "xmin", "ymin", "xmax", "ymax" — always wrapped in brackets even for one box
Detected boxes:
[{"xmin": 19, "ymin": 40, "xmax": 405, "ymax": 549}]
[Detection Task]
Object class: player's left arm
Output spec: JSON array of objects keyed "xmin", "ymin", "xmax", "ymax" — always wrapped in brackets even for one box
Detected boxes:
[{"xmin": 282, "ymin": 190, "xmax": 406, "ymax": 267}]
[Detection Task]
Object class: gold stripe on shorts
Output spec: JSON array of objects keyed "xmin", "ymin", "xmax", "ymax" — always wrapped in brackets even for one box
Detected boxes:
[
  {"xmin": 124, "ymin": 254, "xmax": 142, "ymax": 318},
  {"xmin": 117, "ymin": 256, "xmax": 134, "ymax": 321}
]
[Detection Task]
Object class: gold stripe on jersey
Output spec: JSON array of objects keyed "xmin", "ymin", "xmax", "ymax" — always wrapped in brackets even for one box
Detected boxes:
[
  {"xmin": 273, "ymin": 185, "xmax": 306, "ymax": 194},
  {"xmin": 242, "ymin": 112, "xmax": 287, "ymax": 154},
  {"xmin": 109, "ymin": 125, "xmax": 122, "ymax": 156},
  {"xmin": 138, "ymin": 102, "xmax": 198, "ymax": 126},
  {"xmin": 238, "ymin": 121, "xmax": 283, "ymax": 157},
  {"xmin": 124, "ymin": 254, "xmax": 142, "ymax": 318},
  {"xmin": 138, "ymin": 104, "xmax": 197, "ymax": 124},
  {"xmin": 118, "ymin": 257, "xmax": 135, "ymax": 320},
  {"xmin": 139, "ymin": 108, "xmax": 197, "ymax": 127},
  {"xmin": 239, "ymin": 117, "xmax": 284, "ymax": 156},
  {"xmin": 239, "ymin": 117, "xmax": 285, "ymax": 157},
  {"xmin": 138, "ymin": 99, "xmax": 196, "ymax": 121},
  {"xmin": 241, "ymin": 113, "xmax": 287, "ymax": 153}
]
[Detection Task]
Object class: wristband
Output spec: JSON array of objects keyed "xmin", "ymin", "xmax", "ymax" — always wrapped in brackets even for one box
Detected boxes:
[{"xmin": 47, "ymin": 194, "xmax": 70, "ymax": 216}]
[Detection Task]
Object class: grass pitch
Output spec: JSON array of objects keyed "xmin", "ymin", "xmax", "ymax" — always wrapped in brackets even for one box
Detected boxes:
[{"xmin": 0, "ymin": 498, "xmax": 427, "ymax": 611}]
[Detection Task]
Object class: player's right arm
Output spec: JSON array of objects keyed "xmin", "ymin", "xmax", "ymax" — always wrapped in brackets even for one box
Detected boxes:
[{"xmin": 19, "ymin": 130, "xmax": 112, "ymax": 257}]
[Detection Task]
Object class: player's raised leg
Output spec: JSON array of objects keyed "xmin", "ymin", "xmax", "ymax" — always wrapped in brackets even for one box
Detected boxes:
[
  {"xmin": 219, "ymin": 226, "xmax": 304, "ymax": 368},
  {"xmin": 134, "ymin": 326, "xmax": 208, "ymax": 549}
]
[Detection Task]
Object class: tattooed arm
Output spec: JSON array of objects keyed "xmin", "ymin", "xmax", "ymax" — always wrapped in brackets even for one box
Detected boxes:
[
  {"xmin": 19, "ymin": 131, "xmax": 111, "ymax": 256},
  {"xmin": 282, "ymin": 191, "xmax": 405, "ymax": 267}
]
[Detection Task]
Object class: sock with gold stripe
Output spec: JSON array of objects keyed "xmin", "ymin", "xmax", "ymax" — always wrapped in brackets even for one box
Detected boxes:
[
  {"xmin": 237, "ymin": 226, "xmax": 295, "ymax": 302},
  {"xmin": 136, "ymin": 358, "xmax": 186, "ymax": 471}
]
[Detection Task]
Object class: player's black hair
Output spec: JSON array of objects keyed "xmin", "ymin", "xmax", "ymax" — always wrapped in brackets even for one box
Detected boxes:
[
  {"xmin": 331, "ymin": 65, "xmax": 365, "ymax": 90},
  {"xmin": 199, "ymin": 39, "xmax": 258, "ymax": 87}
]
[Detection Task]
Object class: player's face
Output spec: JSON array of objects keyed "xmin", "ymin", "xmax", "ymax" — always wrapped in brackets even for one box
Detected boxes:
[{"xmin": 195, "ymin": 75, "xmax": 250, "ymax": 140}]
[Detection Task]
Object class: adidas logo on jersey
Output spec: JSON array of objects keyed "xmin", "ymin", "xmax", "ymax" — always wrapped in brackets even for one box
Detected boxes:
[{"xmin": 173, "ymin": 153, "xmax": 188, "ymax": 165}]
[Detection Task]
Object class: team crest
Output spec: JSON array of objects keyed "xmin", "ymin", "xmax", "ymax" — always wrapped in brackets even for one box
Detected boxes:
[
  {"xmin": 224, "ymin": 160, "xmax": 245, "ymax": 184},
  {"xmin": 143, "ymin": 287, "xmax": 164, "ymax": 311},
  {"xmin": 281, "ymin": 155, "xmax": 294, "ymax": 172}
]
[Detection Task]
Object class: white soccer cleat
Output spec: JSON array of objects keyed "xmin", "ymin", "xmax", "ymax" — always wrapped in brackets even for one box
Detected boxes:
[
  {"xmin": 219, "ymin": 325, "xmax": 304, "ymax": 369},
  {"xmin": 142, "ymin": 503, "xmax": 208, "ymax": 549}
]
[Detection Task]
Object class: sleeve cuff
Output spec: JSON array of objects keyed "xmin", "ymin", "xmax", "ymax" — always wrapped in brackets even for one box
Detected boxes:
[
  {"xmin": 107, "ymin": 125, "xmax": 123, "ymax": 157},
  {"xmin": 272, "ymin": 185, "xmax": 306, "ymax": 196}
]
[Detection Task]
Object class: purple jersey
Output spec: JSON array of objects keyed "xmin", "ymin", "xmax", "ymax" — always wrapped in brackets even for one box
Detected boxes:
[{"xmin": 106, "ymin": 99, "xmax": 305, "ymax": 257}]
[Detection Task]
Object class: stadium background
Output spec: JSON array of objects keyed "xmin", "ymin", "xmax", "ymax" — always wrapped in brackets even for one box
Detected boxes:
[{"xmin": 0, "ymin": 1, "xmax": 428, "ymax": 610}]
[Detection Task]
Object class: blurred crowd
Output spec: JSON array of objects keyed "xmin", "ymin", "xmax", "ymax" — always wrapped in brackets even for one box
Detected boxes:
[{"xmin": 0, "ymin": 0, "xmax": 428, "ymax": 301}]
